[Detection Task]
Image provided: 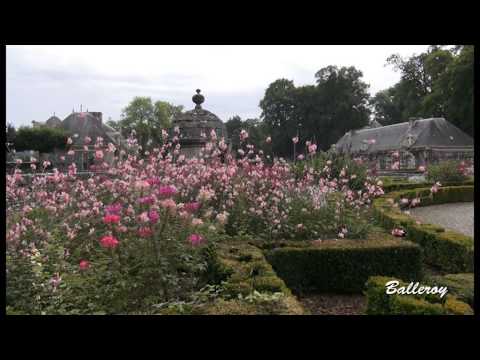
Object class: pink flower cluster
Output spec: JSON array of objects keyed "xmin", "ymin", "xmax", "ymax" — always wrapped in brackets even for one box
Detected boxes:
[{"xmin": 100, "ymin": 235, "xmax": 119, "ymax": 248}]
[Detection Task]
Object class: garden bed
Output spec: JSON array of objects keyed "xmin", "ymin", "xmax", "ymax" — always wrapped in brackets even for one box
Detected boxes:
[
  {"xmin": 159, "ymin": 242, "xmax": 307, "ymax": 315},
  {"xmin": 381, "ymin": 179, "xmax": 474, "ymax": 193},
  {"xmin": 259, "ymin": 230, "xmax": 423, "ymax": 294},
  {"xmin": 365, "ymin": 276, "xmax": 473, "ymax": 315},
  {"xmin": 373, "ymin": 186, "xmax": 474, "ymax": 273}
]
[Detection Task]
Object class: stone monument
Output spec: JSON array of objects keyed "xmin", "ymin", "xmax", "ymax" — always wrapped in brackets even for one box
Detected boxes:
[{"xmin": 171, "ymin": 89, "xmax": 229, "ymax": 158}]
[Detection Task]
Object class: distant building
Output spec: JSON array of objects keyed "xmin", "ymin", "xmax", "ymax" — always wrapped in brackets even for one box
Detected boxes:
[
  {"xmin": 335, "ymin": 118, "xmax": 474, "ymax": 171},
  {"xmin": 32, "ymin": 111, "xmax": 124, "ymax": 171}
]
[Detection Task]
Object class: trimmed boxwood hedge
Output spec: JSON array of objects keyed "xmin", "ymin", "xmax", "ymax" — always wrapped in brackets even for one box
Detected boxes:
[
  {"xmin": 373, "ymin": 186, "xmax": 474, "ymax": 273},
  {"xmin": 263, "ymin": 238, "xmax": 423, "ymax": 293},
  {"xmin": 382, "ymin": 179, "xmax": 474, "ymax": 193},
  {"xmin": 365, "ymin": 276, "xmax": 473, "ymax": 315},
  {"xmin": 424, "ymin": 273, "xmax": 474, "ymax": 309},
  {"xmin": 160, "ymin": 242, "xmax": 306, "ymax": 315}
]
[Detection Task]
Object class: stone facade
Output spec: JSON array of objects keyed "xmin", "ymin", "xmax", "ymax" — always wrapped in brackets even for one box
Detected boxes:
[{"xmin": 171, "ymin": 89, "xmax": 229, "ymax": 158}]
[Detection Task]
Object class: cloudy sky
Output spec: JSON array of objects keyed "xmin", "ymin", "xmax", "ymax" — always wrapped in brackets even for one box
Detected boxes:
[{"xmin": 7, "ymin": 45, "xmax": 430, "ymax": 127}]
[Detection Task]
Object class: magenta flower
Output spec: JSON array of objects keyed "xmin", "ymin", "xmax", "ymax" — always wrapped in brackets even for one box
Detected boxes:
[
  {"xmin": 103, "ymin": 214, "xmax": 121, "ymax": 224},
  {"xmin": 184, "ymin": 202, "xmax": 200, "ymax": 213},
  {"xmin": 79, "ymin": 260, "xmax": 90, "ymax": 270},
  {"xmin": 138, "ymin": 196, "xmax": 155, "ymax": 205},
  {"xmin": 100, "ymin": 235, "xmax": 119, "ymax": 248},
  {"xmin": 188, "ymin": 233, "xmax": 205, "ymax": 246},
  {"xmin": 105, "ymin": 203, "xmax": 122, "ymax": 215},
  {"xmin": 146, "ymin": 177, "xmax": 161, "ymax": 186},
  {"xmin": 158, "ymin": 185, "xmax": 177, "ymax": 198},
  {"xmin": 148, "ymin": 209, "xmax": 159, "ymax": 224}
]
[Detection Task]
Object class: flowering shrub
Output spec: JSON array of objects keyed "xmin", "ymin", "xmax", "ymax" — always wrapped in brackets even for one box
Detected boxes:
[
  {"xmin": 426, "ymin": 160, "xmax": 469, "ymax": 183},
  {"xmin": 6, "ymin": 129, "xmax": 384, "ymax": 314}
]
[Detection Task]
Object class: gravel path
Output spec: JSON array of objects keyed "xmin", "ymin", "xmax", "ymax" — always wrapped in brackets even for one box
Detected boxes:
[
  {"xmin": 410, "ymin": 202, "xmax": 474, "ymax": 238},
  {"xmin": 297, "ymin": 294, "xmax": 367, "ymax": 315}
]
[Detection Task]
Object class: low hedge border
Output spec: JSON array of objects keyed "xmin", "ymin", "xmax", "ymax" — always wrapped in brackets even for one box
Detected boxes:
[
  {"xmin": 373, "ymin": 186, "xmax": 474, "ymax": 273},
  {"xmin": 365, "ymin": 276, "xmax": 473, "ymax": 315},
  {"xmin": 262, "ymin": 236, "xmax": 423, "ymax": 294},
  {"xmin": 382, "ymin": 179, "xmax": 474, "ymax": 193},
  {"xmin": 160, "ymin": 242, "xmax": 306, "ymax": 315},
  {"xmin": 424, "ymin": 273, "xmax": 474, "ymax": 309}
]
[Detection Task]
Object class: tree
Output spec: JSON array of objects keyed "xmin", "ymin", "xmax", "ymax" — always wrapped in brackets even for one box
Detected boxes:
[
  {"xmin": 225, "ymin": 115, "xmax": 243, "ymax": 151},
  {"xmin": 225, "ymin": 115, "xmax": 268, "ymax": 154},
  {"xmin": 118, "ymin": 97, "xmax": 184, "ymax": 150},
  {"xmin": 259, "ymin": 79, "xmax": 298, "ymax": 158},
  {"xmin": 154, "ymin": 101, "xmax": 184, "ymax": 129},
  {"xmin": 259, "ymin": 67, "xmax": 371, "ymax": 159},
  {"xmin": 443, "ymin": 45, "xmax": 473, "ymax": 135},
  {"xmin": 6, "ymin": 123, "xmax": 16, "ymax": 145},
  {"xmin": 313, "ymin": 66, "xmax": 370, "ymax": 149},
  {"xmin": 373, "ymin": 45, "xmax": 473, "ymax": 136},
  {"xmin": 14, "ymin": 126, "xmax": 70, "ymax": 154}
]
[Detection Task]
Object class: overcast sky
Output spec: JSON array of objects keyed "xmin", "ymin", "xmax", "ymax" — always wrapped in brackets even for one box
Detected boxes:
[{"xmin": 6, "ymin": 45, "xmax": 431, "ymax": 127}]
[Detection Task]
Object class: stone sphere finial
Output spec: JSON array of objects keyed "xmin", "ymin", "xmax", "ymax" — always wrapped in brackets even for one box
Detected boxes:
[{"xmin": 192, "ymin": 89, "xmax": 205, "ymax": 109}]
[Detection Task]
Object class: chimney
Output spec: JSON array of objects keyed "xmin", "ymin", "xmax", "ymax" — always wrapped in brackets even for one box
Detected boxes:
[{"xmin": 408, "ymin": 117, "xmax": 418, "ymax": 128}]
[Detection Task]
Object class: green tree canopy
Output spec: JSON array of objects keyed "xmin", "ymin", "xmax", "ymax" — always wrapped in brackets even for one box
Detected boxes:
[
  {"xmin": 14, "ymin": 126, "xmax": 70, "ymax": 154},
  {"xmin": 372, "ymin": 45, "xmax": 473, "ymax": 136},
  {"xmin": 116, "ymin": 97, "xmax": 184, "ymax": 150},
  {"xmin": 259, "ymin": 66, "xmax": 370, "ymax": 158}
]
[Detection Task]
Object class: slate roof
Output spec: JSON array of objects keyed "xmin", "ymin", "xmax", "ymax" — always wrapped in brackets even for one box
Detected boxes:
[
  {"xmin": 61, "ymin": 112, "xmax": 121, "ymax": 146},
  {"xmin": 46, "ymin": 116, "xmax": 62, "ymax": 127},
  {"xmin": 335, "ymin": 118, "xmax": 473, "ymax": 154}
]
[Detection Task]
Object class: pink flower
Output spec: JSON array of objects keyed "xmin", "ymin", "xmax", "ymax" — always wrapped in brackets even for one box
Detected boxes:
[
  {"xmin": 292, "ymin": 136, "xmax": 299, "ymax": 144},
  {"xmin": 308, "ymin": 144, "xmax": 317, "ymax": 154},
  {"xmin": 138, "ymin": 227, "xmax": 153, "ymax": 238},
  {"xmin": 297, "ymin": 154, "xmax": 305, "ymax": 160},
  {"xmin": 191, "ymin": 218, "xmax": 204, "ymax": 226},
  {"xmin": 105, "ymin": 203, "xmax": 122, "ymax": 215},
  {"xmin": 95, "ymin": 150, "xmax": 104, "ymax": 160},
  {"xmin": 185, "ymin": 202, "xmax": 200, "ymax": 213},
  {"xmin": 411, "ymin": 198, "xmax": 421, "ymax": 207},
  {"xmin": 338, "ymin": 232, "xmax": 345, "ymax": 238},
  {"xmin": 391, "ymin": 161, "xmax": 400, "ymax": 170},
  {"xmin": 148, "ymin": 209, "xmax": 159, "ymax": 224},
  {"xmin": 158, "ymin": 186, "xmax": 177, "ymax": 198},
  {"xmin": 188, "ymin": 233, "xmax": 205, "ymax": 246},
  {"xmin": 392, "ymin": 151, "xmax": 400, "ymax": 158},
  {"xmin": 79, "ymin": 260, "xmax": 90, "ymax": 270},
  {"xmin": 418, "ymin": 165, "xmax": 426, "ymax": 172},
  {"xmin": 138, "ymin": 211, "xmax": 150, "ymax": 223},
  {"xmin": 240, "ymin": 129, "xmax": 249, "ymax": 141},
  {"xmin": 368, "ymin": 139, "xmax": 376, "ymax": 145},
  {"xmin": 100, "ymin": 235, "xmax": 119, "ymax": 248},
  {"xmin": 138, "ymin": 196, "xmax": 155, "ymax": 205},
  {"xmin": 266, "ymin": 136, "xmax": 272, "ymax": 144},
  {"xmin": 103, "ymin": 214, "xmax": 121, "ymax": 224},
  {"xmin": 146, "ymin": 177, "xmax": 161, "ymax": 186},
  {"xmin": 67, "ymin": 150, "xmax": 75, "ymax": 156},
  {"xmin": 160, "ymin": 198, "xmax": 177, "ymax": 214},
  {"xmin": 67, "ymin": 137, "xmax": 73, "ymax": 145},
  {"xmin": 391, "ymin": 228, "xmax": 406, "ymax": 237},
  {"xmin": 84, "ymin": 136, "xmax": 92, "ymax": 144}
]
